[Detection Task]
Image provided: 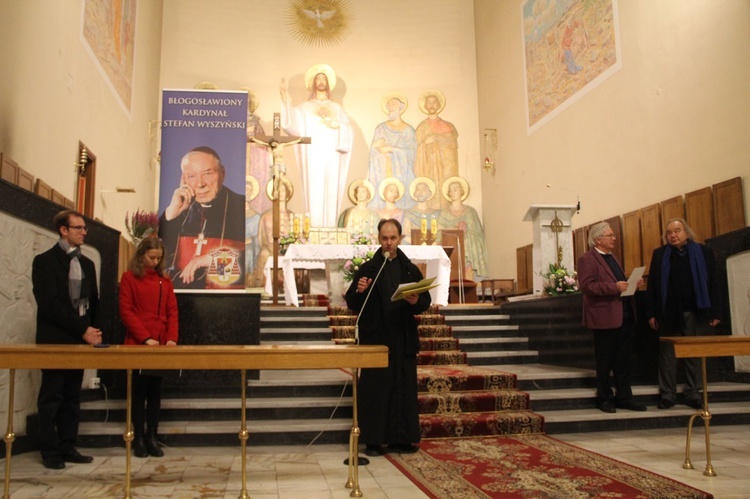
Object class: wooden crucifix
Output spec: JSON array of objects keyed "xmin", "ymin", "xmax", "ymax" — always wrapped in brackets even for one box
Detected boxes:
[{"xmin": 249, "ymin": 112, "xmax": 310, "ymax": 305}]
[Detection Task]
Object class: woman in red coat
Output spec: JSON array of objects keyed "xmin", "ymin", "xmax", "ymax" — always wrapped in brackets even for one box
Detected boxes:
[{"xmin": 119, "ymin": 237, "xmax": 179, "ymax": 457}]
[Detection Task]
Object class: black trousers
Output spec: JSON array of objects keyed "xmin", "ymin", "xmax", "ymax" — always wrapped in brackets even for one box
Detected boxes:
[
  {"xmin": 592, "ymin": 321, "xmax": 635, "ymax": 404},
  {"xmin": 37, "ymin": 368, "xmax": 84, "ymax": 459},
  {"xmin": 132, "ymin": 371, "xmax": 164, "ymax": 436}
]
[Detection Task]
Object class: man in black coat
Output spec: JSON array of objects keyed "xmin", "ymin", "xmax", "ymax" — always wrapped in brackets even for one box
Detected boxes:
[
  {"xmin": 345, "ymin": 218, "xmax": 431, "ymax": 457},
  {"xmin": 32, "ymin": 210, "xmax": 103, "ymax": 469},
  {"xmin": 646, "ymin": 218, "xmax": 721, "ymax": 410}
]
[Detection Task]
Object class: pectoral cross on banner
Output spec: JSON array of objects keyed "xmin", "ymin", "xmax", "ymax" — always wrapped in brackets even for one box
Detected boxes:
[{"xmin": 194, "ymin": 232, "xmax": 207, "ymax": 256}]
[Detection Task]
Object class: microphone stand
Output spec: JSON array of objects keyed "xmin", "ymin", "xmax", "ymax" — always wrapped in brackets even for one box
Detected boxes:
[
  {"xmin": 354, "ymin": 251, "xmax": 390, "ymax": 344},
  {"xmin": 442, "ymin": 233, "xmax": 464, "ymax": 304}
]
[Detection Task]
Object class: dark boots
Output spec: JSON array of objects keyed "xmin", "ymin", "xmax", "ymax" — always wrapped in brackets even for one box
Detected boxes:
[
  {"xmin": 145, "ymin": 428, "xmax": 163, "ymax": 457},
  {"xmin": 132, "ymin": 428, "xmax": 148, "ymax": 458}
]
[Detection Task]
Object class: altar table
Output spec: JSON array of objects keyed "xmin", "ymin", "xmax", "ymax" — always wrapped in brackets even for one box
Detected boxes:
[
  {"xmin": 660, "ymin": 335, "xmax": 750, "ymax": 477},
  {"xmin": 265, "ymin": 244, "xmax": 451, "ymax": 307},
  {"xmin": 0, "ymin": 344, "xmax": 388, "ymax": 499}
]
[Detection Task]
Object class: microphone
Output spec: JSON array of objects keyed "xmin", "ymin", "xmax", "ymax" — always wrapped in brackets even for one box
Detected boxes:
[
  {"xmin": 546, "ymin": 183, "xmax": 581, "ymax": 213},
  {"xmin": 354, "ymin": 251, "xmax": 390, "ymax": 344}
]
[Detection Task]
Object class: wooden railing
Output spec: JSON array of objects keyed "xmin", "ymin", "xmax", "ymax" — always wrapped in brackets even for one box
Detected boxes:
[
  {"xmin": 660, "ymin": 335, "xmax": 750, "ymax": 477},
  {"xmin": 1, "ymin": 344, "xmax": 388, "ymax": 499}
]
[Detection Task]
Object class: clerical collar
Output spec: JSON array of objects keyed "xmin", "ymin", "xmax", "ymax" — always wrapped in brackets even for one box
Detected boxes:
[
  {"xmin": 200, "ymin": 203, "xmax": 212, "ymax": 208},
  {"xmin": 595, "ymin": 247, "xmax": 610, "ymax": 255}
]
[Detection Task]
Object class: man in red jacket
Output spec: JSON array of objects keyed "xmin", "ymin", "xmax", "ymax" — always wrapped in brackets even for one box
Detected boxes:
[{"xmin": 578, "ymin": 221, "xmax": 646, "ymax": 414}]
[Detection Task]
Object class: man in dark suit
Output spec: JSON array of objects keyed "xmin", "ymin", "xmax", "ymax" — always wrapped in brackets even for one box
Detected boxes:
[
  {"xmin": 645, "ymin": 218, "xmax": 721, "ymax": 410},
  {"xmin": 578, "ymin": 221, "xmax": 646, "ymax": 413},
  {"xmin": 32, "ymin": 210, "xmax": 103, "ymax": 469}
]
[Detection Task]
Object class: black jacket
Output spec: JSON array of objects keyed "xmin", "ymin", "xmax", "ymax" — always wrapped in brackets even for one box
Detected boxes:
[{"xmin": 32, "ymin": 243, "xmax": 100, "ymax": 344}]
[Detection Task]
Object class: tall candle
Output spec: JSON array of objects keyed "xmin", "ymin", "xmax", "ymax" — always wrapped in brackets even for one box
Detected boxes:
[
  {"xmin": 304, "ymin": 213, "xmax": 310, "ymax": 233},
  {"xmin": 293, "ymin": 214, "xmax": 300, "ymax": 236},
  {"xmin": 421, "ymin": 218, "xmax": 427, "ymax": 234},
  {"xmin": 430, "ymin": 218, "xmax": 437, "ymax": 236}
]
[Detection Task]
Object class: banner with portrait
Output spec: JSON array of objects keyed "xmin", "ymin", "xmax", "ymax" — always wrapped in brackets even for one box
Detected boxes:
[{"xmin": 158, "ymin": 89, "xmax": 247, "ymax": 292}]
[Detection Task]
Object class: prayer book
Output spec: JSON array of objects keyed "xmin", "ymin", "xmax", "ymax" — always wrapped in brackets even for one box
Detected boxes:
[{"xmin": 391, "ymin": 276, "xmax": 438, "ymax": 301}]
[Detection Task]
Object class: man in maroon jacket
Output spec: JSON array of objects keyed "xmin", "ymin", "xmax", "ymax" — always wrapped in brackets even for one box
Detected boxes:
[{"xmin": 578, "ymin": 221, "xmax": 646, "ymax": 414}]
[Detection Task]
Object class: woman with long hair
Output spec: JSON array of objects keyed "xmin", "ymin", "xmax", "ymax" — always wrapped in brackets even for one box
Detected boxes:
[{"xmin": 119, "ymin": 237, "xmax": 179, "ymax": 457}]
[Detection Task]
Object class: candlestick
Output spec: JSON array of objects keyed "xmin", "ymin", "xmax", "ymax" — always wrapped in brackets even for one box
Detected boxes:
[{"xmin": 293, "ymin": 214, "xmax": 300, "ymax": 237}]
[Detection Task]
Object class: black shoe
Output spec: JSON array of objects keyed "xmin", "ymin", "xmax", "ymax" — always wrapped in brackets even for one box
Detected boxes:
[
  {"xmin": 133, "ymin": 437, "xmax": 148, "ymax": 458},
  {"xmin": 657, "ymin": 399, "xmax": 675, "ymax": 409},
  {"xmin": 597, "ymin": 400, "xmax": 616, "ymax": 413},
  {"xmin": 146, "ymin": 433, "xmax": 164, "ymax": 457},
  {"xmin": 685, "ymin": 399, "xmax": 703, "ymax": 410},
  {"xmin": 615, "ymin": 400, "xmax": 648, "ymax": 411},
  {"xmin": 364, "ymin": 445, "xmax": 385, "ymax": 457},
  {"xmin": 61, "ymin": 449, "xmax": 93, "ymax": 463},
  {"xmin": 343, "ymin": 456, "xmax": 370, "ymax": 466},
  {"xmin": 42, "ymin": 456, "xmax": 66, "ymax": 470},
  {"xmin": 387, "ymin": 443, "xmax": 419, "ymax": 454}
]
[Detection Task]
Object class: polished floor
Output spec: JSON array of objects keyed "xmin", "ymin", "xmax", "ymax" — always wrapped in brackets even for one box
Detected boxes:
[
  {"xmin": 3, "ymin": 425, "xmax": 750, "ymax": 498},
  {"xmin": 3, "ymin": 364, "xmax": 750, "ymax": 498}
]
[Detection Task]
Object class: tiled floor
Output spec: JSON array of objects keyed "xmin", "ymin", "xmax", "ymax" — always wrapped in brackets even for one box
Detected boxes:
[
  {"xmin": 3, "ymin": 425, "xmax": 749, "ymax": 498},
  {"xmin": 4, "ymin": 364, "xmax": 749, "ymax": 498}
]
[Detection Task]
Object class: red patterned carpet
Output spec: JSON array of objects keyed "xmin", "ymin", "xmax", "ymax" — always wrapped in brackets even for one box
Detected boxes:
[{"xmin": 387, "ymin": 435, "xmax": 713, "ymax": 498}]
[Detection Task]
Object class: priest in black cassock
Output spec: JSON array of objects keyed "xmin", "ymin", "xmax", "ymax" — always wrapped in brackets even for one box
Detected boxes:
[
  {"xmin": 159, "ymin": 146, "xmax": 245, "ymax": 290},
  {"xmin": 345, "ymin": 218, "xmax": 431, "ymax": 456}
]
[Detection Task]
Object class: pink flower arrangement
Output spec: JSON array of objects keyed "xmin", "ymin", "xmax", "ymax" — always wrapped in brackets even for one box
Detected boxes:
[{"xmin": 125, "ymin": 209, "xmax": 159, "ymax": 244}]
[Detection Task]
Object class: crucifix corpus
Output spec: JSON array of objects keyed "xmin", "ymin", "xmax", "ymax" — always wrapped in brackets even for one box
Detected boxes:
[
  {"xmin": 250, "ymin": 112, "xmax": 311, "ymax": 305},
  {"xmin": 544, "ymin": 210, "xmax": 565, "ymax": 267}
]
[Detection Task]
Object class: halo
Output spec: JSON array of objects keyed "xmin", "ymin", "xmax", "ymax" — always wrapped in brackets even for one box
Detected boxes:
[
  {"xmin": 194, "ymin": 81, "xmax": 219, "ymax": 90},
  {"xmin": 441, "ymin": 176, "xmax": 470, "ymax": 202},
  {"xmin": 418, "ymin": 89, "xmax": 446, "ymax": 115},
  {"xmin": 239, "ymin": 87, "xmax": 260, "ymax": 113},
  {"xmin": 245, "ymin": 175, "xmax": 260, "ymax": 201},
  {"xmin": 347, "ymin": 179, "xmax": 375, "ymax": 204},
  {"xmin": 380, "ymin": 92, "xmax": 408, "ymax": 116},
  {"xmin": 409, "ymin": 177, "xmax": 436, "ymax": 201},
  {"xmin": 304, "ymin": 63, "xmax": 337, "ymax": 91},
  {"xmin": 378, "ymin": 177, "xmax": 405, "ymax": 202},
  {"xmin": 266, "ymin": 177, "xmax": 294, "ymax": 202}
]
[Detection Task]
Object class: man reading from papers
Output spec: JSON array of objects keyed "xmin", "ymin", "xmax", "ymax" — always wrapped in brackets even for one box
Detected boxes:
[
  {"xmin": 345, "ymin": 218, "xmax": 431, "ymax": 457},
  {"xmin": 160, "ymin": 146, "xmax": 245, "ymax": 289}
]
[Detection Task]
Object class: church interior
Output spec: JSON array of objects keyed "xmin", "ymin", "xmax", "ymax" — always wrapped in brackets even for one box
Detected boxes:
[{"xmin": 1, "ymin": 0, "xmax": 750, "ymax": 497}]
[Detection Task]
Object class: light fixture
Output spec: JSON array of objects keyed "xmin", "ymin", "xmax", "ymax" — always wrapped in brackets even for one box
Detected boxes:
[{"xmin": 483, "ymin": 128, "xmax": 497, "ymax": 173}]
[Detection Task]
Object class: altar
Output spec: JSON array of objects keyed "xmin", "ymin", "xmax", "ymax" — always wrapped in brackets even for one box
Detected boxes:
[{"xmin": 265, "ymin": 244, "xmax": 451, "ymax": 307}]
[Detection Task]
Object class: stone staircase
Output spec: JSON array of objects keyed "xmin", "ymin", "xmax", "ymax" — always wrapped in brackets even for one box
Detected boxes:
[{"xmin": 69, "ymin": 303, "xmax": 750, "ymax": 448}]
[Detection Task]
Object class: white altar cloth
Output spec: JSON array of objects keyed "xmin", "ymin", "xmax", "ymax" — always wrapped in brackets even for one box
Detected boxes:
[{"xmin": 264, "ymin": 244, "xmax": 451, "ymax": 307}]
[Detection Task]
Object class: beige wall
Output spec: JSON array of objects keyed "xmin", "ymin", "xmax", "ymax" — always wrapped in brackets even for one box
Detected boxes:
[
  {"xmin": 158, "ymin": 0, "xmax": 483, "ymax": 219},
  {"xmin": 475, "ymin": 0, "xmax": 750, "ymax": 279},
  {"xmin": 0, "ymin": 0, "xmax": 164, "ymax": 235}
]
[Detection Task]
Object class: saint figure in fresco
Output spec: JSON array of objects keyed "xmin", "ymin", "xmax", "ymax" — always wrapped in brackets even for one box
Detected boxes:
[
  {"xmin": 367, "ymin": 91, "xmax": 416, "ymax": 210},
  {"xmin": 437, "ymin": 176, "xmax": 488, "ymax": 278},
  {"xmin": 414, "ymin": 90, "xmax": 459, "ymax": 210}
]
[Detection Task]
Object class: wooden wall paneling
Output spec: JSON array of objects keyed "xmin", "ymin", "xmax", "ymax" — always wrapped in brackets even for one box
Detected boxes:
[
  {"xmin": 1, "ymin": 153, "xmax": 19, "ymax": 184},
  {"xmin": 119, "ymin": 235, "xmax": 135, "ymax": 281},
  {"xmin": 604, "ymin": 216, "xmax": 623, "ymax": 264},
  {"xmin": 685, "ymin": 186, "xmax": 714, "ymax": 242},
  {"xmin": 17, "ymin": 167, "xmax": 34, "ymax": 191},
  {"xmin": 34, "ymin": 179, "xmax": 52, "ymax": 200},
  {"xmin": 63, "ymin": 198, "xmax": 75, "ymax": 209},
  {"xmin": 640, "ymin": 203, "xmax": 662, "ymax": 278},
  {"xmin": 516, "ymin": 244, "xmax": 532, "ymax": 293},
  {"xmin": 573, "ymin": 227, "xmax": 588, "ymax": 269},
  {"xmin": 660, "ymin": 195, "xmax": 684, "ymax": 224},
  {"xmin": 50, "ymin": 189, "xmax": 66, "ymax": 206},
  {"xmin": 622, "ymin": 210, "xmax": 642, "ymax": 275},
  {"xmin": 712, "ymin": 177, "xmax": 745, "ymax": 236}
]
